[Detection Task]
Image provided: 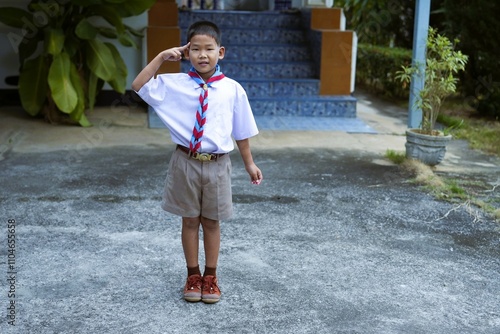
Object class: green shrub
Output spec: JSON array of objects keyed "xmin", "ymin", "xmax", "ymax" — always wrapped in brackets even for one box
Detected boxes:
[
  {"xmin": 356, "ymin": 43, "xmax": 412, "ymax": 99},
  {"xmin": 442, "ymin": 0, "xmax": 500, "ymax": 119},
  {"xmin": 0, "ymin": 0, "xmax": 155, "ymax": 126}
]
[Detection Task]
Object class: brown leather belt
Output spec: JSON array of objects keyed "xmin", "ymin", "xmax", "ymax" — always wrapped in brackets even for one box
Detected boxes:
[{"xmin": 176, "ymin": 145, "xmax": 227, "ymax": 162}]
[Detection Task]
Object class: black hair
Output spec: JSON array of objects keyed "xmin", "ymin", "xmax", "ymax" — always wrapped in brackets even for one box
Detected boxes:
[{"xmin": 187, "ymin": 21, "xmax": 222, "ymax": 46}]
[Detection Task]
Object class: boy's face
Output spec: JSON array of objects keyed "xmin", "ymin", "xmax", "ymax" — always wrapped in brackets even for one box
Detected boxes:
[{"xmin": 184, "ymin": 34, "xmax": 225, "ymax": 81}]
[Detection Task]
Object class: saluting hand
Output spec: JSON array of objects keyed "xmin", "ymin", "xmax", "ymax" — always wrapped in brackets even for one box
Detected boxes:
[{"xmin": 161, "ymin": 42, "xmax": 190, "ymax": 62}]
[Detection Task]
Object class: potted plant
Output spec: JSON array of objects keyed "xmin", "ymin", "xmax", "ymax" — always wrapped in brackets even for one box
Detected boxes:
[
  {"xmin": 396, "ymin": 27, "xmax": 468, "ymax": 165},
  {"xmin": 0, "ymin": 0, "xmax": 155, "ymax": 126}
]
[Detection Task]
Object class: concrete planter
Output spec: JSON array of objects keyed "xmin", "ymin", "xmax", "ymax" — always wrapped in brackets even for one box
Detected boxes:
[{"xmin": 405, "ymin": 129, "xmax": 452, "ymax": 166}]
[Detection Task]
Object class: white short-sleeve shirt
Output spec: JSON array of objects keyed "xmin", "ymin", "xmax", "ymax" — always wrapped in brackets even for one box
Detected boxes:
[{"xmin": 136, "ymin": 72, "xmax": 259, "ymax": 153}]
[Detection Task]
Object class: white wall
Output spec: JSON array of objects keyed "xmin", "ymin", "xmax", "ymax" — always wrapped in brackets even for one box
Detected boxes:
[{"xmin": 0, "ymin": 0, "xmax": 29, "ymax": 89}]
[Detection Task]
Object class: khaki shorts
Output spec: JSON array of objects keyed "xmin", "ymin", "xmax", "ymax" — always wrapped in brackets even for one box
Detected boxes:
[{"xmin": 161, "ymin": 148, "xmax": 233, "ymax": 220}]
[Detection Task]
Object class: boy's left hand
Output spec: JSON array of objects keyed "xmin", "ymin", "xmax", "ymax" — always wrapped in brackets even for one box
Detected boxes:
[{"xmin": 246, "ymin": 164, "xmax": 263, "ymax": 185}]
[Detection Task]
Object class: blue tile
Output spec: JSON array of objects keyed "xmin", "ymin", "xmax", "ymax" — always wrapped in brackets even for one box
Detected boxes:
[
  {"xmin": 254, "ymin": 116, "xmax": 377, "ymax": 133},
  {"xmin": 172, "ymin": 9, "xmax": 359, "ymax": 123},
  {"xmin": 148, "ymin": 109, "xmax": 373, "ymax": 133}
]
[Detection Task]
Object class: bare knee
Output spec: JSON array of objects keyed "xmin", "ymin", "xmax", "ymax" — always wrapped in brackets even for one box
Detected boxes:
[
  {"xmin": 200, "ymin": 217, "xmax": 219, "ymax": 231},
  {"xmin": 182, "ymin": 217, "xmax": 201, "ymax": 230}
]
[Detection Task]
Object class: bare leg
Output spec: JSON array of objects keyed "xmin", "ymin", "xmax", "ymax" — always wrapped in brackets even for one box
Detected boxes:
[
  {"xmin": 200, "ymin": 216, "xmax": 220, "ymax": 268},
  {"xmin": 182, "ymin": 217, "xmax": 201, "ymax": 268}
]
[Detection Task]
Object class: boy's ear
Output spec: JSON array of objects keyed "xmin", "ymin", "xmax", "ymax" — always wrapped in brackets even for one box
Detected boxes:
[
  {"xmin": 218, "ymin": 46, "xmax": 225, "ymax": 60},
  {"xmin": 183, "ymin": 47, "xmax": 190, "ymax": 58}
]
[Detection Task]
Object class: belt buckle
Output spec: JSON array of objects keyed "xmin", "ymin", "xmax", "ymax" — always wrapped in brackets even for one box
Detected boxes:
[{"xmin": 193, "ymin": 152, "xmax": 212, "ymax": 162}]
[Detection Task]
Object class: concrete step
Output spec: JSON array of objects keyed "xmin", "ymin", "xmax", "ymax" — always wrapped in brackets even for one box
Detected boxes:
[
  {"xmin": 180, "ymin": 27, "xmax": 308, "ymax": 44},
  {"xmin": 236, "ymin": 78, "xmax": 320, "ymax": 98},
  {"xmin": 224, "ymin": 44, "xmax": 312, "ymax": 62},
  {"xmin": 248, "ymin": 96, "xmax": 357, "ymax": 117},
  {"xmin": 179, "ymin": 10, "xmax": 303, "ymax": 29},
  {"xmin": 163, "ymin": 8, "xmax": 358, "ymax": 125},
  {"xmin": 181, "ymin": 60, "xmax": 317, "ymax": 79},
  {"xmin": 147, "ymin": 95, "xmax": 356, "ymax": 129}
]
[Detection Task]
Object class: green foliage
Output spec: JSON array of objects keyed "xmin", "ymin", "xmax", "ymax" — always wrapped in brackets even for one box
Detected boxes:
[
  {"xmin": 334, "ymin": 0, "xmax": 416, "ymax": 48},
  {"xmin": 396, "ymin": 28, "xmax": 468, "ymax": 134},
  {"xmin": 441, "ymin": 0, "xmax": 500, "ymax": 119},
  {"xmin": 0, "ymin": 0, "xmax": 155, "ymax": 126},
  {"xmin": 385, "ymin": 149, "xmax": 406, "ymax": 164},
  {"xmin": 356, "ymin": 43, "xmax": 412, "ymax": 99},
  {"xmin": 445, "ymin": 117, "xmax": 500, "ymax": 156},
  {"xmin": 444, "ymin": 179, "xmax": 466, "ymax": 196}
]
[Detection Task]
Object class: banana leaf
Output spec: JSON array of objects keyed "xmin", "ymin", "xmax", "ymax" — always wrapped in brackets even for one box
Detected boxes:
[
  {"xmin": 87, "ymin": 71, "xmax": 99, "ymax": 112},
  {"xmin": 19, "ymin": 55, "xmax": 48, "ymax": 116},
  {"xmin": 118, "ymin": 32, "xmax": 136, "ymax": 48},
  {"xmin": 125, "ymin": 24, "xmax": 144, "ymax": 37},
  {"xmin": 68, "ymin": 62, "xmax": 91, "ymax": 127},
  {"xmin": 49, "ymin": 52, "xmax": 78, "ymax": 113},
  {"xmin": 0, "ymin": 7, "xmax": 32, "ymax": 28},
  {"xmin": 71, "ymin": 0, "xmax": 103, "ymax": 6},
  {"xmin": 105, "ymin": 42, "xmax": 127, "ymax": 94},
  {"xmin": 97, "ymin": 27, "xmax": 118, "ymax": 39},
  {"xmin": 45, "ymin": 28, "xmax": 65, "ymax": 56},
  {"xmin": 75, "ymin": 19, "xmax": 98, "ymax": 40},
  {"xmin": 86, "ymin": 39, "xmax": 116, "ymax": 82},
  {"xmin": 113, "ymin": 0, "xmax": 157, "ymax": 17},
  {"xmin": 87, "ymin": 5, "xmax": 125, "ymax": 35},
  {"xmin": 19, "ymin": 35, "xmax": 41, "ymax": 67}
]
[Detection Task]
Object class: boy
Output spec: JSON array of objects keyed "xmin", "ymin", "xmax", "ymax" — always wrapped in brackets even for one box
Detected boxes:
[{"xmin": 132, "ymin": 21, "xmax": 262, "ymax": 303}]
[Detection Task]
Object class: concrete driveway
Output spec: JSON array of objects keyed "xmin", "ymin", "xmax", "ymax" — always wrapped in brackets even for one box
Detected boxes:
[{"xmin": 1, "ymin": 91, "xmax": 499, "ymax": 333}]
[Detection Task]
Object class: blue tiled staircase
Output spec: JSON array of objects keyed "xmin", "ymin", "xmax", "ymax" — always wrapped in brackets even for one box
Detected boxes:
[{"xmin": 148, "ymin": 9, "xmax": 357, "ymax": 128}]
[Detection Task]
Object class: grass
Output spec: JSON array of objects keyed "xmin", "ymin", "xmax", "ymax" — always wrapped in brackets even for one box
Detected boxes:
[
  {"xmin": 438, "ymin": 100, "xmax": 500, "ymax": 156},
  {"xmin": 390, "ymin": 95, "xmax": 500, "ymax": 156},
  {"xmin": 400, "ymin": 159, "xmax": 499, "ymax": 221},
  {"xmin": 383, "ymin": 95, "xmax": 500, "ymax": 221},
  {"xmin": 384, "ymin": 150, "xmax": 500, "ymax": 222},
  {"xmin": 385, "ymin": 149, "xmax": 406, "ymax": 164}
]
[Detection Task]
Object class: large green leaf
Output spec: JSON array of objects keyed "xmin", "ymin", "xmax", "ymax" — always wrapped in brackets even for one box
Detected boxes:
[
  {"xmin": 45, "ymin": 28, "xmax": 65, "ymax": 56},
  {"xmin": 112, "ymin": 0, "xmax": 156, "ymax": 17},
  {"xmin": 75, "ymin": 18, "xmax": 98, "ymax": 40},
  {"xmin": 118, "ymin": 32, "xmax": 136, "ymax": 48},
  {"xmin": 0, "ymin": 7, "xmax": 32, "ymax": 28},
  {"xmin": 97, "ymin": 27, "xmax": 117, "ymax": 39},
  {"xmin": 48, "ymin": 52, "xmax": 78, "ymax": 113},
  {"xmin": 125, "ymin": 24, "xmax": 143, "ymax": 37},
  {"xmin": 77, "ymin": 113, "xmax": 92, "ymax": 127},
  {"xmin": 70, "ymin": 0, "xmax": 103, "ymax": 6},
  {"xmin": 18, "ymin": 36, "xmax": 40, "ymax": 66},
  {"xmin": 86, "ymin": 39, "xmax": 116, "ymax": 81},
  {"xmin": 87, "ymin": 71, "xmax": 99, "ymax": 111},
  {"xmin": 105, "ymin": 42, "xmax": 127, "ymax": 93},
  {"xmin": 29, "ymin": 2, "xmax": 61, "ymax": 17},
  {"xmin": 68, "ymin": 62, "xmax": 89, "ymax": 125},
  {"xmin": 64, "ymin": 34, "xmax": 81, "ymax": 58},
  {"xmin": 19, "ymin": 55, "xmax": 48, "ymax": 116},
  {"xmin": 87, "ymin": 5, "xmax": 125, "ymax": 34}
]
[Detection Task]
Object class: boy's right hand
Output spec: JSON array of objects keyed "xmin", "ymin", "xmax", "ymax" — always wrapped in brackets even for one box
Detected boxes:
[{"xmin": 161, "ymin": 43, "xmax": 190, "ymax": 62}]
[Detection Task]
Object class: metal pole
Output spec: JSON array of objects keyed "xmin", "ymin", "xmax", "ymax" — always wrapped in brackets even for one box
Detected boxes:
[{"xmin": 408, "ymin": 0, "xmax": 431, "ymax": 128}]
